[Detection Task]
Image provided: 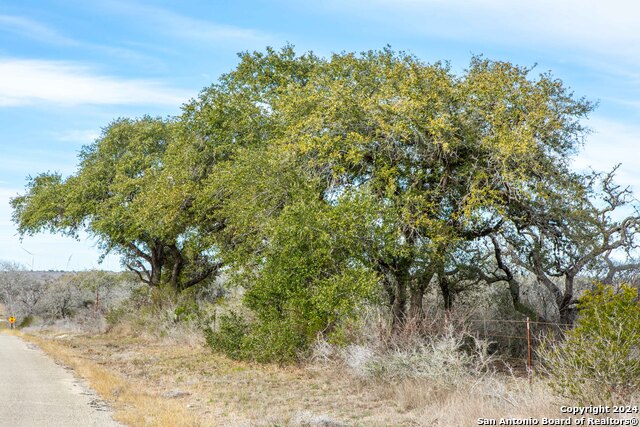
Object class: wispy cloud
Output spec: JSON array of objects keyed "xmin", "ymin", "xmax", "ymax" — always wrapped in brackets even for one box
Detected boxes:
[
  {"xmin": 0, "ymin": 14, "xmax": 78, "ymax": 45},
  {"xmin": 0, "ymin": 14, "xmax": 167, "ymax": 69},
  {"xmin": 104, "ymin": 1, "xmax": 274, "ymax": 45},
  {"xmin": 574, "ymin": 116, "xmax": 640, "ymax": 191},
  {"xmin": 0, "ymin": 58, "xmax": 190, "ymax": 107},
  {"xmin": 163, "ymin": 13, "xmax": 269, "ymax": 44},
  {"xmin": 324, "ymin": 0, "xmax": 640, "ymax": 64},
  {"xmin": 53, "ymin": 129, "xmax": 100, "ymax": 144}
]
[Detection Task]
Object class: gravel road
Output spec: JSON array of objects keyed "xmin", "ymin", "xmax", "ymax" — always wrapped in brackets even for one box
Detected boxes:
[{"xmin": 0, "ymin": 333, "xmax": 122, "ymax": 426}]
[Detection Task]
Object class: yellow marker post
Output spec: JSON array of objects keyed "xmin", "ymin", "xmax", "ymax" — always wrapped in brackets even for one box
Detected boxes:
[{"xmin": 8, "ymin": 316, "xmax": 15, "ymax": 329}]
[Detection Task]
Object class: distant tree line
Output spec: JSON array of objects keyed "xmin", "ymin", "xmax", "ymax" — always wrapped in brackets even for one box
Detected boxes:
[
  {"xmin": 0, "ymin": 262, "xmax": 132, "ymax": 325},
  {"xmin": 11, "ymin": 46, "xmax": 640, "ymax": 359}
]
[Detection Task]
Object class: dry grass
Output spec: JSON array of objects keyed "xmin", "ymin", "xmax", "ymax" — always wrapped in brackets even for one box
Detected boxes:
[
  {"xmin": 20, "ymin": 332, "xmax": 200, "ymax": 427},
  {"xmin": 370, "ymin": 376, "xmax": 560, "ymax": 426},
  {"xmin": 16, "ymin": 328, "xmax": 582, "ymax": 426}
]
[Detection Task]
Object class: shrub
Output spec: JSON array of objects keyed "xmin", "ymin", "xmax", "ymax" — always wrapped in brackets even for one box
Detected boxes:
[
  {"xmin": 18, "ymin": 315, "xmax": 34, "ymax": 328},
  {"xmin": 208, "ymin": 196, "xmax": 381, "ymax": 363},
  {"xmin": 349, "ymin": 316, "xmax": 496, "ymax": 383},
  {"xmin": 539, "ymin": 283, "xmax": 640, "ymax": 403},
  {"xmin": 244, "ymin": 319, "xmax": 307, "ymax": 363},
  {"xmin": 106, "ymin": 282, "xmax": 214, "ymax": 343},
  {"xmin": 204, "ymin": 312, "xmax": 250, "ymax": 360},
  {"xmin": 204, "ymin": 312, "xmax": 306, "ymax": 363}
]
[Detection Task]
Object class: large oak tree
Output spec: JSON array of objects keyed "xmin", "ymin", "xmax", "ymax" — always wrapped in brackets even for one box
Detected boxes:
[{"xmin": 11, "ymin": 117, "xmax": 220, "ymax": 290}]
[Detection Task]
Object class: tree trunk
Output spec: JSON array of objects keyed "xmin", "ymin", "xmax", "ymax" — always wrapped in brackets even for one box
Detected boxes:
[
  {"xmin": 438, "ymin": 275, "xmax": 454, "ymax": 310},
  {"xmin": 168, "ymin": 244, "xmax": 185, "ymax": 291},
  {"xmin": 390, "ymin": 258, "xmax": 412, "ymax": 330},
  {"xmin": 408, "ymin": 271, "xmax": 433, "ymax": 321},
  {"xmin": 558, "ymin": 275, "xmax": 577, "ymax": 325},
  {"xmin": 149, "ymin": 243, "xmax": 164, "ymax": 287},
  {"xmin": 392, "ymin": 278, "xmax": 407, "ymax": 329},
  {"xmin": 408, "ymin": 285, "xmax": 424, "ymax": 320},
  {"xmin": 436, "ymin": 260, "xmax": 453, "ymax": 310}
]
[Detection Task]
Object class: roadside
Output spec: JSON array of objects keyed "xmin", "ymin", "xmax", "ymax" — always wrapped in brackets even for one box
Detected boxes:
[
  {"xmin": 20, "ymin": 330, "xmax": 413, "ymax": 426},
  {"xmin": 18, "ymin": 328, "xmax": 560, "ymax": 426}
]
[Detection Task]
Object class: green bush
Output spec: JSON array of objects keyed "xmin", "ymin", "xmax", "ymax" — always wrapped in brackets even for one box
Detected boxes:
[
  {"xmin": 204, "ymin": 310, "xmax": 311, "ymax": 364},
  {"xmin": 174, "ymin": 300, "xmax": 201, "ymax": 323},
  {"xmin": 204, "ymin": 312, "xmax": 250, "ymax": 360},
  {"xmin": 206, "ymin": 195, "xmax": 381, "ymax": 363},
  {"xmin": 539, "ymin": 283, "xmax": 640, "ymax": 403},
  {"xmin": 18, "ymin": 315, "xmax": 34, "ymax": 328},
  {"xmin": 244, "ymin": 319, "xmax": 307, "ymax": 363}
]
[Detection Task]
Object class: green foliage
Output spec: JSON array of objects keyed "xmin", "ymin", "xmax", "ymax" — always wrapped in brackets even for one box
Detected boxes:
[
  {"xmin": 540, "ymin": 284, "xmax": 640, "ymax": 403},
  {"xmin": 204, "ymin": 312, "xmax": 250, "ymax": 360},
  {"xmin": 18, "ymin": 315, "xmax": 34, "ymax": 328},
  {"xmin": 11, "ymin": 117, "xmax": 221, "ymax": 291},
  {"xmin": 206, "ymin": 193, "xmax": 382, "ymax": 363},
  {"xmin": 15, "ymin": 45, "xmax": 628, "ymax": 364},
  {"xmin": 245, "ymin": 319, "xmax": 308, "ymax": 364},
  {"xmin": 13, "ymin": 117, "xmax": 170, "ymax": 239},
  {"xmin": 200, "ymin": 46, "xmax": 596, "ymax": 328},
  {"xmin": 205, "ymin": 312, "xmax": 308, "ymax": 364},
  {"xmin": 173, "ymin": 297, "xmax": 202, "ymax": 323}
]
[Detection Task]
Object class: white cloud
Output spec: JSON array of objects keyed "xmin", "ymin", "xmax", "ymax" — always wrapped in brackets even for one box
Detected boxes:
[
  {"xmin": 54, "ymin": 129, "xmax": 100, "ymax": 144},
  {"xmin": 574, "ymin": 116, "xmax": 640, "ymax": 192},
  {"xmin": 0, "ymin": 14, "xmax": 77, "ymax": 46},
  {"xmin": 104, "ymin": 2, "xmax": 274, "ymax": 45},
  {"xmin": 326, "ymin": 0, "xmax": 640, "ymax": 64},
  {"xmin": 0, "ymin": 58, "xmax": 190, "ymax": 106},
  {"xmin": 0, "ymin": 14, "xmax": 167, "ymax": 68},
  {"xmin": 164, "ymin": 15, "xmax": 269, "ymax": 44}
]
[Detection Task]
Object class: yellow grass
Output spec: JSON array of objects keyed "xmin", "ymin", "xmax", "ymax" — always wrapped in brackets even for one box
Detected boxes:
[
  {"xmin": 20, "ymin": 332, "xmax": 200, "ymax": 427},
  {"xmin": 15, "ymin": 329, "xmax": 585, "ymax": 426}
]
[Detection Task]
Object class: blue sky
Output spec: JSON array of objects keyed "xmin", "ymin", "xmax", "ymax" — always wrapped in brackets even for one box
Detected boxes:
[{"xmin": 1, "ymin": 0, "xmax": 639, "ymax": 271}]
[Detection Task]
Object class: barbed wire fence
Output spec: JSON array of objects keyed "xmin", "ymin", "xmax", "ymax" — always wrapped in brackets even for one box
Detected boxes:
[{"xmin": 465, "ymin": 317, "xmax": 572, "ymax": 384}]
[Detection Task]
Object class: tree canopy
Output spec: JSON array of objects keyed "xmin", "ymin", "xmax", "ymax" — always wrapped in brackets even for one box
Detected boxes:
[
  {"xmin": 12, "ymin": 117, "xmax": 221, "ymax": 291},
  {"xmin": 12, "ymin": 46, "xmax": 640, "ymax": 357}
]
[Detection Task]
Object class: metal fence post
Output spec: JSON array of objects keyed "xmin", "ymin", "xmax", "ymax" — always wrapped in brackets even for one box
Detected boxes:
[{"xmin": 526, "ymin": 317, "xmax": 532, "ymax": 386}]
